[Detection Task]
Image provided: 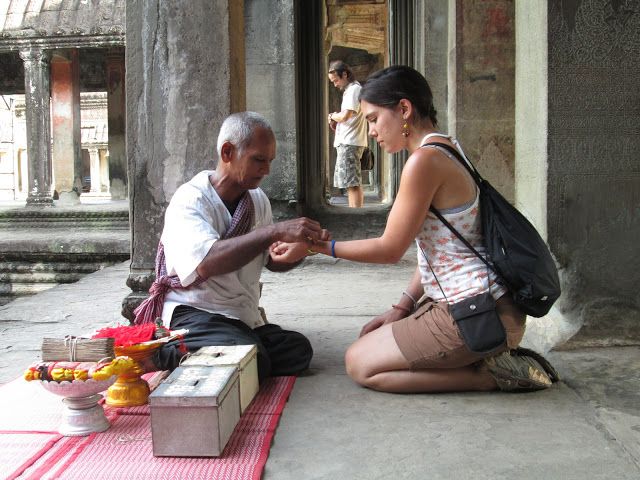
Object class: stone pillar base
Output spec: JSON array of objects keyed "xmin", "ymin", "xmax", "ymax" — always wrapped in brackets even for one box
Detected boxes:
[
  {"xmin": 56, "ymin": 190, "xmax": 80, "ymax": 205},
  {"xmin": 26, "ymin": 194, "xmax": 54, "ymax": 206},
  {"xmin": 121, "ymin": 291, "xmax": 149, "ymax": 323},
  {"xmin": 109, "ymin": 179, "xmax": 127, "ymax": 200},
  {"xmin": 122, "ymin": 271, "xmax": 155, "ymax": 322}
]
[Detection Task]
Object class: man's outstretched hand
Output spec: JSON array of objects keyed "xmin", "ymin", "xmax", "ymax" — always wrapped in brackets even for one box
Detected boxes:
[
  {"xmin": 268, "ymin": 218, "xmax": 331, "ymax": 264},
  {"xmin": 269, "ymin": 241, "xmax": 309, "ymax": 264},
  {"xmin": 271, "ymin": 217, "xmax": 330, "ymax": 244}
]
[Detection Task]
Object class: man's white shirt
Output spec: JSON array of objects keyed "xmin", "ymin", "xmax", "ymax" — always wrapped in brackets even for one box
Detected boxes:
[
  {"xmin": 160, "ymin": 171, "xmax": 272, "ymax": 329},
  {"xmin": 334, "ymin": 81, "xmax": 368, "ymax": 148}
]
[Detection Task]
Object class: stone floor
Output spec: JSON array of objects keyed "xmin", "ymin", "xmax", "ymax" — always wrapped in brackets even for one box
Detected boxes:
[{"xmin": 1, "ymin": 256, "xmax": 639, "ymax": 479}]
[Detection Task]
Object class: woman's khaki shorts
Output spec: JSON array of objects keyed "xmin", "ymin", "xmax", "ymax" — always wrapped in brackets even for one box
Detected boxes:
[{"xmin": 391, "ymin": 295, "xmax": 526, "ymax": 369}]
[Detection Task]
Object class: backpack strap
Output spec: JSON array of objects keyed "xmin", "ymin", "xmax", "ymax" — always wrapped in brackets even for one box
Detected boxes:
[
  {"xmin": 422, "ymin": 141, "xmax": 483, "ymax": 184},
  {"xmin": 421, "ymin": 141, "xmax": 497, "ymax": 276},
  {"xmin": 428, "ymin": 205, "xmax": 496, "ymax": 275}
]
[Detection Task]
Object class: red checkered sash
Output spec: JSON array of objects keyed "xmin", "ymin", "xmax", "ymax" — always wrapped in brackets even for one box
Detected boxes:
[{"xmin": 133, "ymin": 191, "xmax": 255, "ymax": 324}]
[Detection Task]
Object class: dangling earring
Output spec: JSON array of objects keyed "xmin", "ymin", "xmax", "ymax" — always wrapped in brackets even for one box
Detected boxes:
[{"xmin": 402, "ymin": 122, "xmax": 410, "ymax": 137}]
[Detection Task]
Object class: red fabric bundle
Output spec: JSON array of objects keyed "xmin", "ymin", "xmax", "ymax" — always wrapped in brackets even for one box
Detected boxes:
[{"xmin": 91, "ymin": 323, "xmax": 156, "ymax": 347}]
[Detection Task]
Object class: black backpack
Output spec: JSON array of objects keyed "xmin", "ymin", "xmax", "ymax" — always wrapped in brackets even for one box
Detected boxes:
[
  {"xmin": 425, "ymin": 142, "xmax": 561, "ymax": 318},
  {"xmin": 360, "ymin": 147, "xmax": 375, "ymax": 171}
]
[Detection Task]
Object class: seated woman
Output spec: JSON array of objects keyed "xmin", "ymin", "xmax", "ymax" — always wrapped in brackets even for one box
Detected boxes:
[{"xmin": 273, "ymin": 65, "xmax": 554, "ymax": 393}]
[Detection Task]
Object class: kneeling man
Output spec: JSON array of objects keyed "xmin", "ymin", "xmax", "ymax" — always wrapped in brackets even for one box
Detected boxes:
[{"xmin": 136, "ymin": 112, "xmax": 327, "ymax": 380}]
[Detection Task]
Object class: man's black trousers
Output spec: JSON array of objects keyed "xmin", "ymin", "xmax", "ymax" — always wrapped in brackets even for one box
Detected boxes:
[{"xmin": 153, "ymin": 305, "xmax": 313, "ymax": 381}]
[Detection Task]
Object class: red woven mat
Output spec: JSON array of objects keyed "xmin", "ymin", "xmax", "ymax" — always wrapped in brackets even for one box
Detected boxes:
[{"xmin": 0, "ymin": 374, "xmax": 296, "ymax": 480}]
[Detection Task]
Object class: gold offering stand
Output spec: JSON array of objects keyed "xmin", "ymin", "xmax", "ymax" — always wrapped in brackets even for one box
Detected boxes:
[
  {"xmin": 106, "ymin": 342, "xmax": 159, "ymax": 407},
  {"xmin": 106, "ymin": 330, "xmax": 188, "ymax": 408}
]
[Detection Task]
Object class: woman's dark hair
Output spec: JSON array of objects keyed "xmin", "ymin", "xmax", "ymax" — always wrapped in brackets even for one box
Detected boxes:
[
  {"xmin": 360, "ymin": 65, "xmax": 438, "ymax": 127},
  {"xmin": 328, "ymin": 60, "xmax": 355, "ymax": 82}
]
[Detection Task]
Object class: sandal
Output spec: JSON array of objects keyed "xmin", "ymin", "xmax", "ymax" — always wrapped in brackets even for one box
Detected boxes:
[
  {"xmin": 512, "ymin": 347, "xmax": 560, "ymax": 383},
  {"xmin": 484, "ymin": 348, "xmax": 558, "ymax": 392}
]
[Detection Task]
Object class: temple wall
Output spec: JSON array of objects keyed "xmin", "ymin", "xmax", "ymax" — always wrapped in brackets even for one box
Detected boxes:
[
  {"xmin": 515, "ymin": 0, "xmax": 640, "ymax": 351},
  {"xmin": 123, "ymin": 0, "xmax": 246, "ymax": 317},
  {"xmin": 546, "ymin": 0, "xmax": 640, "ymax": 344},
  {"xmin": 449, "ymin": 0, "xmax": 516, "ymax": 202},
  {"xmin": 245, "ymin": 0, "xmax": 298, "ymax": 204}
]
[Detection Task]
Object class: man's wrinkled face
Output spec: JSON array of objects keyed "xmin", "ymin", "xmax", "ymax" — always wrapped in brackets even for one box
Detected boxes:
[
  {"xmin": 328, "ymin": 71, "xmax": 349, "ymax": 91},
  {"xmin": 233, "ymin": 127, "xmax": 276, "ymax": 190}
]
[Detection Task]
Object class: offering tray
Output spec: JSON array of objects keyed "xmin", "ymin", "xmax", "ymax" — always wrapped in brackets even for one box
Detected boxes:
[{"xmin": 40, "ymin": 376, "xmax": 117, "ymax": 436}]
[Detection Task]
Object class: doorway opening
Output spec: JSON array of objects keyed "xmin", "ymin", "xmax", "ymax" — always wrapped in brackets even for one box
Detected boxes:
[
  {"xmin": 323, "ymin": 1, "xmax": 388, "ymax": 208},
  {"xmin": 325, "ymin": 46, "xmax": 384, "ymax": 206}
]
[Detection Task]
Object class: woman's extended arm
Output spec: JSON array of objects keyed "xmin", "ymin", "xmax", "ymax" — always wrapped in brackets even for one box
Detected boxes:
[{"xmin": 315, "ymin": 148, "xmax": 445, "ymax": 264}]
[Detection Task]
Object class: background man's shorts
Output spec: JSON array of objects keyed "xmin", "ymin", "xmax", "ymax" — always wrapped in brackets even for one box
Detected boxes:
[{"xmin": 334, "ymin": 144, "xmax": 365, "ymax": 188}]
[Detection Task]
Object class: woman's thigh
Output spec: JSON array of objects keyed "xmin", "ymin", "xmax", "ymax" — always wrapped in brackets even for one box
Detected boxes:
[{"xmin": 345, "ymin": 322, "xmax": 410, "ymax": 380}]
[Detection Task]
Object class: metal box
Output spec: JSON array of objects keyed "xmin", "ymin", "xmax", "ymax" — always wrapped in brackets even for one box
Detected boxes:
[
  {"xmin": 149, "ymin": 365, "xmax": 240, "ymax": 457},
  {"xmin": 182, "ymin": 345, "xmax": 259, "ymax": 413}
]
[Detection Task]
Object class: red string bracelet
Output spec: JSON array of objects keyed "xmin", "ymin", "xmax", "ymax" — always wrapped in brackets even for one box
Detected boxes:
[{"xmin": 391, "ymin": 304, "xmax": 411, "ymax": 314}]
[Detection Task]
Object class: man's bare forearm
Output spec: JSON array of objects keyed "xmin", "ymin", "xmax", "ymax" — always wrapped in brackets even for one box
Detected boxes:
[
  {"xmin": 195, "ymin": 217, "xmax": 326, "ymax": 280},
  {"xmin": 196, "ymin": 225, "xmax": 276, "ymax": 279}
]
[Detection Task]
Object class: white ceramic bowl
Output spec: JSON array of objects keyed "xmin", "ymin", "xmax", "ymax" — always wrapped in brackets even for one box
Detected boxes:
[{"xmin": 40, "ymin": 376, "xmax": 117, "ymax": 398}]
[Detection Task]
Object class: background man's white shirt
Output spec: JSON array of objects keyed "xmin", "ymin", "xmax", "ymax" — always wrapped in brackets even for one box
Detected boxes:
[{"xmin": 334, "ymin": 81, "xmax": 368, "ymax": 148}]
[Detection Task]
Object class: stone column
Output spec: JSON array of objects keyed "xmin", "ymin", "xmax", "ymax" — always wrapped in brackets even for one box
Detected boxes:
[
  {"xmin": 415, "ymin": 1, "xmax": 449, "ymax": 131},
  {"xmin": 123, "ymin": 0, "xmax": 246, "ymax": 320},
  {"xmin": 88, "ymin": 147, "xmax": 101, "ymax": 193},
  {"xmin": 99, "ymin": 149, "xmax": 110, "ymax": 192},
  {"xmin": 106, "ymin": 48, "xmax": 127, "ymax": 200},
  {"xmin": 516, "ymin": 1, "xmax": 640, "ymax": 351},
  {"xmin": 19, "ymin": 48, "xmax": 53, "ymax": 207},
  {"xmin": 448, "ymin": 0, "xmax": 516, "ymax": 201},
  {"xmin": 50, "ymin": 50, "xmax": 82, "ymax": 204},
  {"xmin": 245, "ymin": 0, "xmax": 296, "ymax": 207}
]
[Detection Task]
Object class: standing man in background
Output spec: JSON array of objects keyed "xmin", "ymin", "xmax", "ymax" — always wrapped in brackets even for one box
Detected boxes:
[{"xmin": 327, "ymin": 60, "xmax": 368, "ymax": 208}]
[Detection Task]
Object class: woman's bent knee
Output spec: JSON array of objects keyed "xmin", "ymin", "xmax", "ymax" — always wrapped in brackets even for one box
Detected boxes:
[
  {"xmin": 344, "ymin": 351, "xmax": 390, "ymax": 391},
  {"xmin": 344, "ymin": 343, "xmax": 385, "ymax": 388},
  {"xmin": 345, "ymin": 325, "xmax": 409, "ymax": 387},
  {"xmin": 344, "ymin": 343, "xmax": 369, "ymax": 386}
]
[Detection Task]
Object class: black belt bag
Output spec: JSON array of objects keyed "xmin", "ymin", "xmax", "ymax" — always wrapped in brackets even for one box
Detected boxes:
[{"xmin": 449, "ymin": 292, "xmax": 506, "ymax": 354}]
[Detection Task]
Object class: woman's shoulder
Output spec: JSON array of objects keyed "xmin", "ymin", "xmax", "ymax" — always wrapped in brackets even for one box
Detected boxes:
[
  {"xmin": 407, "ymin": 143, "xmax": 451, "ymax": 170},
  {"xmin": 398, "ymin": 147, "xmax": 448, "ymax": 195},
  {"xmin": 414, "ymin": 139, "xmax": 465, "ymax": 168}
]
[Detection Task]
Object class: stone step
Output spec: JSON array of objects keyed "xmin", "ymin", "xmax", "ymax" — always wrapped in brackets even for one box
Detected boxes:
[
  {"xmin": 0, "ymin": 261, "xmax": 110, "ymax": 274},
  {"xmin": 0, "ymin": 209, "xmax": 129, "ymax": 229},
  {"xmin": 0, "ymin": 271, "xmax": 97, "ymax": 284},
  {"xmin": 0, "ymin": 281, "xmax": 63, "ymax": 295},
  {"xmin": 0, "ymin": 201, "xmax": 131, "ymax": 306},
  {"xmin": 0, "ymin": 259, "xmax": 127, "ymax": 306}
]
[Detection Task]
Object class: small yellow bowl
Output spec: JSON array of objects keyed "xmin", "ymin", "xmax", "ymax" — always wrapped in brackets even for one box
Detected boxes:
[{"xmin": 106, "ymin": 343, "xmax": 162, "ymax": 407}]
